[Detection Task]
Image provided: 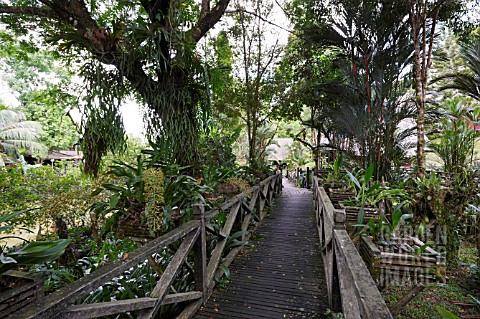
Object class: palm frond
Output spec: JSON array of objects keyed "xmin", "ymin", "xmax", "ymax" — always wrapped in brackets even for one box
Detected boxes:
[
  {"xmin": 0, "ymin": 109, "xmax": 47, "ymax": 157},
  {"xmin": 434, "ymin": 39, "xmax": 480, "ymax": 101}
]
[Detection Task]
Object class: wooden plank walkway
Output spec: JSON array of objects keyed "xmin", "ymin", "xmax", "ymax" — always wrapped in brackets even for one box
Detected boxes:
[{"xmin": 195, "ymin": 178, "xmax": 328, "ymax": 318}]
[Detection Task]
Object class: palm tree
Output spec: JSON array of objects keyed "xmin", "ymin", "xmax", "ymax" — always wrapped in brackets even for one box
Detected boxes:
[
  {"xmin": 0, "ymin": 109, "xmax": 46, "ymax": 158},
  {"xmin": 437, "ymin": 39, "xmax": 480, "ymax": 101}
]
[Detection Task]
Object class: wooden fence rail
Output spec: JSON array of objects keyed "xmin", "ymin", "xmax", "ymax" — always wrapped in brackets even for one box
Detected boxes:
[
  {"xmin": 312, "ymin": 176, "xmax": 393, "ymax": 319},
  {"xmin": 11, "ymin": 173, "xmax": 282, "ymax": 319}
]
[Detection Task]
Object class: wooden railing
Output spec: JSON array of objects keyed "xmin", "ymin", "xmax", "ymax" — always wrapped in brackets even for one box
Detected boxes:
[
  {"xmin": 312, "ymin": 176, "xmax": 393, "ymax": 319},
  {"xmin": 12, "ymin": 173, "xmax": 282, "ymax": 319}
]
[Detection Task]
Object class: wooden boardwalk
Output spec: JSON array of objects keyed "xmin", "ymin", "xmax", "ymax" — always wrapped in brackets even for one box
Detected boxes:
[{"xmin": 195, "ymin": 178, "xmax": 328, "ymax": 318}]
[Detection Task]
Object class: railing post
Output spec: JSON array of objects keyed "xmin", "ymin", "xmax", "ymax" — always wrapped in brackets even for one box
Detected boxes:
[
  {"xmin": 267, "ymin": 179, "xmax": 273, "ymax": 204},
  {"xmin": 333, "ymin": 208, "xmax": 346, "ymax": 230},
  {"xmin": 255, "ymin": 178, "xmax": 263, "ymax": 220},
  {"xmin": 193, "ymin": 204, "xmax": 207, "ymax": 304},
  {"xmin": 306, "ymin": 167, "xmax": 310, "ymax": 189},
  {"xmin": 277, "ymin": 173, "xmax": 282, "ymax": 194}
]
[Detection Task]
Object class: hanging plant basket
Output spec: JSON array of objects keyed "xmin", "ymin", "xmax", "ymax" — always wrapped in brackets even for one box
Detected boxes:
[
  {"xmin": 359, "ymin": 235, "xmax": 446, "ymax": 287},
  {"xmin": 0, "ymin": 270, "xmax": 44, "ymax": 318}
]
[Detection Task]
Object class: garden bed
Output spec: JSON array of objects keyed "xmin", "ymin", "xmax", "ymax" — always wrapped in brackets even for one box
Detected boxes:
[
  {"xmin": 0, "ymin": 270, "xmax": 44, "ymax": 318},
  {"xmin": 339, "ymin": 203, "xmax": 379, "ymax": 223},
  {"xmin": 327, "ymin": 188, "xmax": 354, "ymax": 203},
  {"xmin": 326, "ymin": 190, "xmax": 379, "ymax": 223},
  {"xmin": 359, "ymin": 235, "xmax": 446, "ymax": 287}
]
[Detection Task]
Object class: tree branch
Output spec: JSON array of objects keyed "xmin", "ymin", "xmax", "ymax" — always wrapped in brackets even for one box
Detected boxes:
[
  {"xmin": 0, "ymin": 5, "xmax": 58, "ymax": 19},
  {"xmin": 139, "ymin": 0, "xmax": 154, "ymax": 20},
  {"xmin": 226, "ymin": 8, "xmax": 293, "ymax": 34},
  {"xmin": 140, "ymin": 0, "xmax": 166, "ymax": 23},
  {"xmin": 1, "ymin": 2, "xmax": 154, "ymax": 99},
  {"xmin": 191, "ymin": 0, "xmax": 231, "ymax": 42},
  {"xmin": 199, "ymin": 0, "xmax": 210, "ymax": 20},
  {"xmin": 294, "ymin": 131, "xmax": 314, "ymax": 151},
  {"xmin": 258, "ymin": 40, "xmax": 281, "ymax": 82}
]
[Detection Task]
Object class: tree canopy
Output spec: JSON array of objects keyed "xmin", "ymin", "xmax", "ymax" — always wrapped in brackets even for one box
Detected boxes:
[
  {"xmin": 0, "ymin": 0, "xmax": 231, "ymax": 175},
  {"xmin": 276, "ymin": 0, "xmax": 480, "ymax": 178}
]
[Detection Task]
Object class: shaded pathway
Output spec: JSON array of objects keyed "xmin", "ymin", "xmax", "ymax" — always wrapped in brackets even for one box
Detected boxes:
[{"xmin": 195, "ymin": 178, "xmax": 328, "ymax": 318}]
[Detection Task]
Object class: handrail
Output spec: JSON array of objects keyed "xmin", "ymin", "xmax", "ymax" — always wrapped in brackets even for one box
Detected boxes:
[
  {"xmin": 12, "ymin": 173, "xmax": 283, "ymax": 319},
  {"xmin": 312, "ymin": 176, "xmax": 393, "ymax": 319}
]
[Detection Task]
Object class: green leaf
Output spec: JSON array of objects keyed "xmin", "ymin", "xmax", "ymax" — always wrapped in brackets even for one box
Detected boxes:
[
  {"xmin": 333, "ymin": 154, "xmax": 342, "ymax": 174},
  {"xmin": 0, "ymin": 253, "xmax": 17, "ymax": 264},
  {"xmin": 415, "ymin": 242, "xmax": 431, "ymax": 255},
  {"xmin": 91, "ymin": 188, "xmax": 103, "ymax": 196},
  {"xmin": 393, "ymin": 200, "xmax": 410, "ymax": 213},
  {"xmin": 400, "ymin": 213, "xmax": 413, "ymax": 222},
  {"xmin": 356, "ymin": 207, "xmax": 365, "ymax": 225},
  {"xmin": 391, "ymin": 209, "xmax": 403, "ymax": 228},
  {"xmin": 417, "ymin": 222, "xmax": 426, "ymax": 237},
  {"xmin": 470, "ymin": 295, "xmax": 480, "ymax": 305},
  {"xmin": 435, "ymin": 306, "xmax": 461, "ymax": 319},
  {"xmin": 220, "ymin": 264, "xmax": 230, "ymax": 278},
  {"xmin": 364, "ymin": 163, "xmax": 375, "ymax": 185},
  {"xmin": 225, "ymin": 240, "xmax": 248, "ymax": 249},
  {"xmin": 102, "ymin": 184, "xmax": 127, "ymax": 193},
  {"xmin": 364, "ymin": 183, "xmax": 381, "ymax": 197},
  {"xmin": 0, "ymin": 209, "xmax": 30, "ymax": 224},
  {"xmin": 109, "ymin": 193, "xmax": 120, "ymax": 208},
  {"xmin": 0, "ymin": 239, "xmax": 71, "ymax": 275},
  {"xmin": 228, "ymin": 230, "xmax": 248, "ymax": 240},
  {"xmin": 346, "ymin": 170, "xmax": 361, "ymax": 190},
  {"xmin": 0, "ymin": 225, "xmax": 12, "ymax": 232}
]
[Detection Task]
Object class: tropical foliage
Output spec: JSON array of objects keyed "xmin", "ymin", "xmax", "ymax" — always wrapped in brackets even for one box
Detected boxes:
[
  {"xmin": 0, "ymin": 0, "xmax": 231, "ymax": 175},
  {"xmin": 1, "ymin": 1, "xmax": 480, "ymax": 318},
  {"xmin": 437, "ymin": 37, "xmax": 480, "ymax": 101},
  {"xmin": 0, "ymin": 30, "xmax": 79, "ymax": 152},
  {"xmin": 0, "ymin": 109, "xmax": 46, "ymax": 158}
]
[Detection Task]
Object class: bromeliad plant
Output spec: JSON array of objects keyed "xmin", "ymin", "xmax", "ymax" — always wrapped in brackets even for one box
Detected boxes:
[{"xmin": 91, "ymin": 153, "xmax": 214, "ymax": 237}]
